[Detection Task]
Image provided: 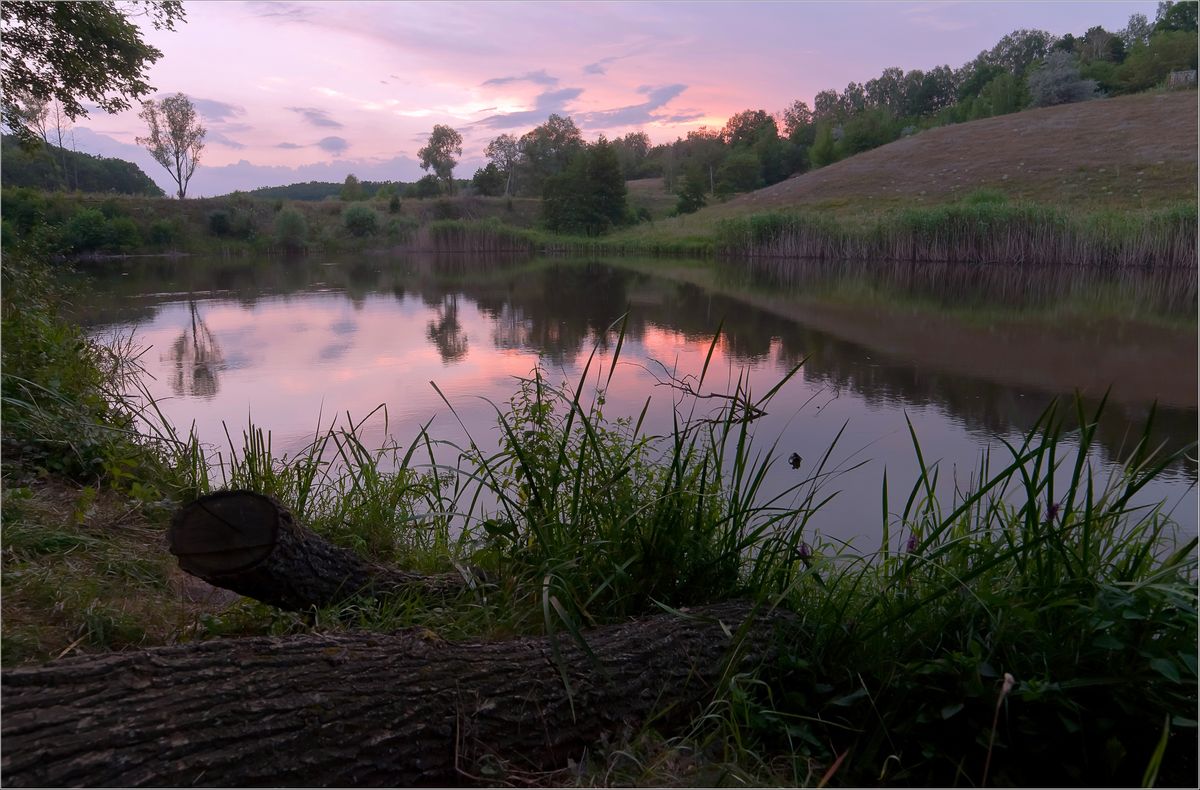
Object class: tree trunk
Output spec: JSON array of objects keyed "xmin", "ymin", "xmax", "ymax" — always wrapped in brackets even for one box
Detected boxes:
[
  {"xmin": 168, "ymin": 490, "xmax": 480, "ymax": 611},
  {"xmin": 2, "ymin": 601, "xmax": 796, "ymax": 787}
]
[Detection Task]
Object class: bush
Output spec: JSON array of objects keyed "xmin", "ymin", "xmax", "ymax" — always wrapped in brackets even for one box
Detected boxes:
[
  {"xmin": 105, "ymin": 217, "xmax": 140, "ymax": 252},
  {"xmin": 59, "ymin": 209, "xmax": 110, "ymax": 252},
  {"xmin": 411, "ymin": 175, "xmax": 441, "ymax": 199},
  {"xmin": 98, "ymin": 199, "xmax": 127, "ymax": 220},
  {"xmin": 208, "ymin": 210, "xmax": 232, "ymax": 237},
  {"xmin": 388, "ymin": 194, "xmax": 401, "ymax": 214},
  {"xmin": 715, "ymin": 150, "xmax": 763, "ymax": 197},
  {"xmin": 385, "ymin": 215, "xmax": 419, "ymax": 243},
  {"xmin": 342, "ymin": 204, "xmax": 379, "ymax": 237},
  {"xmin": 274, "ymin": 207, "xmax": 308, "ymax": 250},
  {"xmin": 147, "ymin": 220, "xmax": 176, "ymax": 246},
  {"xmin": 1, "ymin": 256, "xmax": 141, "ymax": 480},
  {"xmin": 431, "ymin": 199, "xmax": 459, "ymax": 221},
  {"xmin": 1028, "ymin": 51, "xmax": 1099, "ymax": 107},
  {"xmin": 676, "ymin": 167, "xmax": 708, "ymax": 214}
]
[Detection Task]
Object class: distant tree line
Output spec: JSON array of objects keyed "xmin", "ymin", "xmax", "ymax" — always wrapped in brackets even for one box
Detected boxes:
[
  {"xmin": 467, "ymin": 2, "xmax": 1196, "ymax": 218},
  {"xmin": 0, "ymin": 134, "xmax": 163, "ymax": 196}
]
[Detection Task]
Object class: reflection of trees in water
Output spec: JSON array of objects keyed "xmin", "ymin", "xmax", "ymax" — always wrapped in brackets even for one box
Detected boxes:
[
  {"xmin": 471, "ymin": 264, "xmax": 634, "ymax": 365},
  {"xmin": 86, "ymin": 254, "xmax": 1195, "ymax": 476},
  {"xmin": 165, "ymin": 299, "xmax": 222, "ymax": 399},
  {"xmin": 732, "ymin": 258, "xmax": 1198, "ymax": 317},
  {"xmin": 426, "ymin": 294, "xmax": 468, "ymax": 362}
]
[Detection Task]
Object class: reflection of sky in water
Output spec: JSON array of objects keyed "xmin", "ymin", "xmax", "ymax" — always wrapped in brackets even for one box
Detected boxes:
[{"xmin": 86, "ymin": 267, "xmax": 1197, "ymax": 547}]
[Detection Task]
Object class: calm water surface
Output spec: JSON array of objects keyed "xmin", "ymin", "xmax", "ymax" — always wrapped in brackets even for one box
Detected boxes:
[{"xmin": 74, "ymin": 255, "xmax": 1197, "ymax": 546}]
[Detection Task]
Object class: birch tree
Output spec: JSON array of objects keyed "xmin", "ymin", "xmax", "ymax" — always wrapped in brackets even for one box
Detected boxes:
[{"xmin": 137, "ymin": 92, "xmax": 205, "ymax": 199}]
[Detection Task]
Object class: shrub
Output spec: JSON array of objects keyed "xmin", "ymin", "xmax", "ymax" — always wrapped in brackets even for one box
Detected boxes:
[
  {"xmin": 385, "ymin": 215, "xmax": 419, "ymax": 243},
  {"xmin": 208, "ymin": 210, "xmax": 232, "ymax": 237},
  {"xmin": 274, "ymin": 207, "xmax": 308, "ymax": 250},
  {"xmin": 342, "ymin": 204, "xmax": 379, "ymax": 237},
  {"xmin": 715, "ymin": 150, "xmax": 763, "ymax": 197},
  {"xmin": 1028, "ymin": 51, "xmax": 1099, "ymax": 107},
  {"xmin": 147, "ymin": 219, "xmax": 176, "ymax": 246},
  {"xmin": 98, "ymin": 199, "xmax": 127, "ymax": 220},
  {"xmin": 59, "ymin": 208, "xmax": 109, "ymax": 252},
  {"xmin": 105, "ymin": 217, "xmax": 140, "ymax": 252},
  {"xmin": 676, "ymin": 167, "xmax": 708, "ymax": 214},
  {"xmin": 431, "ymin": 199, "xmax": 459, "ymax": 221},
  {"xmin": 388, "ymin": 194, "xmax": 401, "ymax": 214}
]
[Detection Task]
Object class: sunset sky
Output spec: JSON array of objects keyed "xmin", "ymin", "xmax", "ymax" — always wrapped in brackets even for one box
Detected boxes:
[{"xmin": 71, "ymin": 0, "xmax": 1158, "ymax": 196}]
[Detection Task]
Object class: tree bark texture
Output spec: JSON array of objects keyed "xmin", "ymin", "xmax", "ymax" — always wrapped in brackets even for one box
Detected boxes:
[
  {"xmin": 2, "ymin": 601, "xmax": 796, "ymax": 787},
  {"xmin": 169, "ymin": 490, "xmax": 478, "ymax": 611}
]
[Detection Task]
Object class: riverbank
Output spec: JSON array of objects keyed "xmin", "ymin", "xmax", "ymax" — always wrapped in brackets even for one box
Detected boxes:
[{"xmin": 610, "ymin": 258, "xmax": 1197, "ymax": 410}]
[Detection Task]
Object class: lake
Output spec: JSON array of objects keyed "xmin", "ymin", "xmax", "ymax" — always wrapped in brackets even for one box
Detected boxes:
[{"xmin": 73, "ymin": 254, "xmax": 1198, "ymax": 548}]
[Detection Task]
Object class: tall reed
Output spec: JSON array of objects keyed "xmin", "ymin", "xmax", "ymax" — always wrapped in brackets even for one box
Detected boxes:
[{"xmin": 715, "ymin": 202, "xmax": 1198, "ymax": 268}]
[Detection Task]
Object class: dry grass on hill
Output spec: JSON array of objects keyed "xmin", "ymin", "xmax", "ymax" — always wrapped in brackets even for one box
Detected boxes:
[{"xmin": 659, "ymin": 91, "xmax": 1197, "ymax": 231}]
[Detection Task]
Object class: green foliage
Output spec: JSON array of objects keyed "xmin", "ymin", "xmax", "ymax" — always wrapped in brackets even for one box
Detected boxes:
[
  {"xmin": 136, "ymin": 92, "xmax": 205, "ymax": 199},
  {"xmin": 58, "ymin": 208, "xmax": 107, "ymax": 251},
  {"xmin": 713, "ymin": 202, "xmax": 1197, "ymax": 268},
  {"xmin": 418, "ymin": 124, "xmax": 463, "ymax": 194},
  {"xmin": 542, "ymin": 138, "xmax": 628, "ymax": 236},
  {"xmin": 424, "ymin": 218, "xmax": 536, "ymax": 252},
  {"xmin": 273, "ymin": 206, "xmax": 307, "ymax": 250},
  {"xmin": 249, "ymin": 180, "xmax": 401, "ymax": 202},
  {"xmin": 721, "ymin": 109, "xmax": 780, "ymax": 148},
  {"xmin": 715, "ymin": 149, "xmax": 764, "ymax": 197},
  {"xmin": 207, "ymin": 209, "xmax": 231, "ymax": 236},
  {"xmin": 0, "ymin": 134, "xmax": 164, "ymax": 195},
  {"xmin": 518, "ymin": 114, "xmax": 584, "ymax": 196},
  {"xmin": 1155, "ymin": 0, "xmax": 1198, "ymax": 32},
  {"xmin": 339, "ymin": 173, "xmax": 363, "ymax": 201},
  {"xmin": 431, "ymin": 199, "xmax": 459, "ymax": 221},
  {"xmin": 732, "ymin": 399, "xmax": 1197, "ymax": 787},
  {"xmin": 0, "ymin": 1, "xmax": 185, "ymax": 147},
  {"xmin": 472, "ymin": 162, "xmax": 506, "ymax": 196},
  {"xmin": 838, "ymin": 107, "xmax": 902, "ymax": 155},
  {"xmin": 409, "ymin": 174, "xmax": 441, "ymax": 199},
  {"xmin": 980, "ymin": 71, "xmax": 1029, "ymax": 114},
  {"xmin": 675, "ymin": 166, "xmax": 707, "ymax": 214},
  {"xmin": 58, "ymin": 207, "xmax": 139, "ymax": 252},
  {"xmin": 0, "ymin": 254, "xmax": 163, "ymax": 485},
  {"xmin": 342, "ymin": 203, "xmax": 379, "ymax": 237},
  {"xmin": 808, "ymin": 123, "xmax": 839, "ymax": 168},
  {"xmin": 207, "ymin": 206, "xmax": 255, "ymax": 240},
  {"xmin": 147, "ymin": 218, "xmax": 176, "ymax": 246},
  {"xmin": 1116, "ymin": 30, "xmax": 1199, "ymax": 92},
  {"xmin": 384, "ymin": 215, "xmax": 419, "ymax": 243},
  {"xmin": 388, "ymin": 194, "xmax": 401, "ymax": 214}
]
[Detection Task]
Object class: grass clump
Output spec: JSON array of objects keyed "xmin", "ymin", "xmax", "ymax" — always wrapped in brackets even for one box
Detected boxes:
[{"xmin": 718, "ymin": 399, "xmax": 1197, "ymax": 787}]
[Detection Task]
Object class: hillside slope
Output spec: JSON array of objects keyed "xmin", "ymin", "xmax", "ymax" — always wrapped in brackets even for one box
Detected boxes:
[{"xmin": 686, "ymin": 91, "xmax": 1197, "ymax": 226}]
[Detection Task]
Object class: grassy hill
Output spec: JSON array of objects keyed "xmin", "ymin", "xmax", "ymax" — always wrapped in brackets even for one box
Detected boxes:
[{"xmin": 623, "ymin": 91, "xmax": 1197, "ymax": 243}]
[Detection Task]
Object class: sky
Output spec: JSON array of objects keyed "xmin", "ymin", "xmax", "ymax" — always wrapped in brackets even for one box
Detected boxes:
[{"xmin": 67, "ymin": 0, "xmax": 1160, "ymax": 197}]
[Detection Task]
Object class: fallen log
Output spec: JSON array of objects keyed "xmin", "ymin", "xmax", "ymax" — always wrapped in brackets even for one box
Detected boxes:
[
  {"xmin": 2, "ymin": 600, "xmax": 796, "ymax": 787},
  {"xmin": 169, "ymin": 490, "xmax": 480, "ymax": 611}
]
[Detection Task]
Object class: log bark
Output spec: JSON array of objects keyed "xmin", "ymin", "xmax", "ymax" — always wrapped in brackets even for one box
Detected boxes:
[
  {"xmin": 2, "ymin": 601, "xmax": 796, "ymax": 787},
  {"xmin": 169, "ymin": 490, "xmax": 478, "ymax": 611}
]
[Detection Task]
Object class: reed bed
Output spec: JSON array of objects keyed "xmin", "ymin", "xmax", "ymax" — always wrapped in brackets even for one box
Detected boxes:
[
  {"xmin": 715, "ymin": 202, "xmax": 1198, "ymax": 269},
  {"xmin": 417, "ymin": 218, "xmax": 538, "ymax": 254},
  {"xmin": 724, "ymin": 248, "xmax": 1199, "ymax": 320}
]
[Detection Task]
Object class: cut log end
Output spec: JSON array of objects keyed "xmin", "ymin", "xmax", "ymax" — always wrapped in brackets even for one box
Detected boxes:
[{"xmin": 168, "ymin": 490, "xmax": 281, "ymax": 576}]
